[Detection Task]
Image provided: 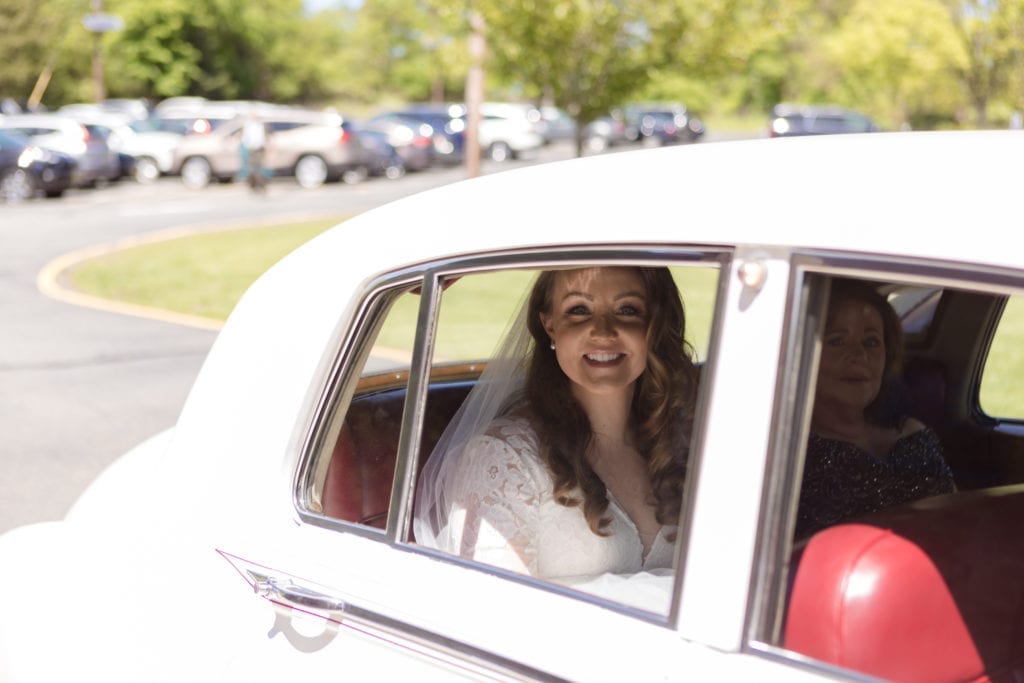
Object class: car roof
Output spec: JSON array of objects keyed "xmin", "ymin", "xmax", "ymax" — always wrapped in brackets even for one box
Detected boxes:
[
  {"xmin": 320, "ymin": 131, "xmax": 1022, "ymax": 275},
  {"xmin": 772, "ymin": 103, "xmax": 867, "ymax": 118},
  {"xmin": 0, "ymin": 113, "xmax": 83, "ymax": 128}
]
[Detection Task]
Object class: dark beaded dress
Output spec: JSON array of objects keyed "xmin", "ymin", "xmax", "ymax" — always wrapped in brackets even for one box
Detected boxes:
[{"xmin": 795, "ymin": 427, "xmax": 955, "ymax": 539}]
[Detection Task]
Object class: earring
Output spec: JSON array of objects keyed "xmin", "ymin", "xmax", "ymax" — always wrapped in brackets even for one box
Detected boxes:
[{"xmin": 550, "ymin": 340, "xmax": 556, "ymax": 350}]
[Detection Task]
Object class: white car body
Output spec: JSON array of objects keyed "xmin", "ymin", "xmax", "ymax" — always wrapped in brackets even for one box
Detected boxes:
[{"xmin": 2, "ymin": 132, "xmax": 1022, "ymax": 681}]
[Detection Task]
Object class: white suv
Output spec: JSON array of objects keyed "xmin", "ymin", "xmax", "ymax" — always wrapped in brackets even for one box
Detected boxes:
[{"xmin": 478, "ymin": 102, "xmax": 545, "ymax": 161}]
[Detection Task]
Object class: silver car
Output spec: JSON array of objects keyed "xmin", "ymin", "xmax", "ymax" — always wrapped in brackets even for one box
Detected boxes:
[{"xmin": 171, "ymin": 108, "xmax": 367, "ymax": 189}]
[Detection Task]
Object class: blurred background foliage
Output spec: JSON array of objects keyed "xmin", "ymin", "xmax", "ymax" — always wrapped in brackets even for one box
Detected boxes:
[{"xmin": 2, "ymin": 0, "xmax": 1024, "ymax": 129}]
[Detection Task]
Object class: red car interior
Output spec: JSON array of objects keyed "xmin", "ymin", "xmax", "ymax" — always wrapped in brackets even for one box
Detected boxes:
[{"xmin": 785, "ymin": 485, "xmax": 1024, "ymax": 682}]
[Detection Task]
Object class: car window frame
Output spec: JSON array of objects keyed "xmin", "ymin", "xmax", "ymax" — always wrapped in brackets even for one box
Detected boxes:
[
  {"xmin": 746, "ymin": 250, "xmax": 1024, "ymax": 673},
  {"xmin": 293, "ymin": 244, "xmax": 730, "ymax": 623}
]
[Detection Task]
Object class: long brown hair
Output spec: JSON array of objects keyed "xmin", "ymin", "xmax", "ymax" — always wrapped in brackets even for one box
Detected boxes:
[{"xmin": 521, "ymin": 266, "xmax": 699, "ymax": 535}]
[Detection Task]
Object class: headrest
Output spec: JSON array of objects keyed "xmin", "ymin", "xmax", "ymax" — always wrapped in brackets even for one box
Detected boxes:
[{"xmin": 785, "ymin": 485, "xmax": 1024, "ymax": 682}]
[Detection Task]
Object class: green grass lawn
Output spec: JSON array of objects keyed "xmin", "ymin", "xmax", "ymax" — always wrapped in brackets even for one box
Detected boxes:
[
  {"xmin": 979, "ymin": 295, "xmax": 1024, "ymax": 419},
  {"xmin": 70, "ymin": 218, "xmax": 343, "ymax": 320},
  {"xmin": 375, "ymin": 267, "xmax": 719, "ymax": 362}
]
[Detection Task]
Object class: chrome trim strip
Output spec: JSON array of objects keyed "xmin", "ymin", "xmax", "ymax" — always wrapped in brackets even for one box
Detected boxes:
[{"xmin": 387, "ymin": 269, "xmax": 440, "ymax": 539}]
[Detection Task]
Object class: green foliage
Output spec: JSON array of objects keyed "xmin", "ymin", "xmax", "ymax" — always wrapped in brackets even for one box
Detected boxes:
[
  {"xmin": 4, "ymin": 0, "xmax": 1024, "ymax": 128},
  {"xmin": 818, "ymin": 0, "xmax": 968, "ymax": 129},
  {"xmin": 471, "ymin": 0, "xmax": 716, "ymax": 154},
  {"xmin": 103, "ymin": 0, "xmax": 333, "ymax": 102},
  {"xmin": 0, "ymin": 0, "xmax": 94, "ymax": 106}
]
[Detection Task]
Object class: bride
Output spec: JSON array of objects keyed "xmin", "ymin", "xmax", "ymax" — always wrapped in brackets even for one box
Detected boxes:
[{"xmin": 414, "ymin": 265, "xmax": 700, "ymax": 583}]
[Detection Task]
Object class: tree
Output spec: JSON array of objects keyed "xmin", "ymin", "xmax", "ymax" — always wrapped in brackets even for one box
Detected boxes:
[
  {"xmin": 819, "ymin": 0, "xmax": 967, "ymax": 129},
  {"xmin": 104, "ymin": 0, "xmax": 338, "ymax": 102},
  {"xmin": 0, "ymin": 0, "xmax": 95, "ymax": 108},
  {"xmin": 329, "ymin": 0, "xmax": 469, "ymax": 103},
  {"xmin": 477, "ymin": 0, "xmax": 700, "ymax": 156},
  {"xmin": 940, "ymin": 0, "xmax": 1024, "ymax": 126}
]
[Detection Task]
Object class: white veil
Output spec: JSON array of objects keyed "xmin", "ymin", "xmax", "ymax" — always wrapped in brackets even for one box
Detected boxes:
[{"xmin": 413, "ymin": 276, "xmax": 539, "ymax": 550}]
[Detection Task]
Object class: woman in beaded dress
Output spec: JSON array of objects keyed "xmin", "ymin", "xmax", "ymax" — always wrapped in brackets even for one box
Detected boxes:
[
  {"xmin": 795, "ymin": 279, "xmax": 956, "ymax": 539},
  {"xmin": 415, "ymin": 266, "xmax": 699, "ymax": 582}
]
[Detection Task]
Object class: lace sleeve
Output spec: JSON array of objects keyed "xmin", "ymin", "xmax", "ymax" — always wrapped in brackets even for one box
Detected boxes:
[{"xmin": 444, "ymin": 422, "xmax": 546, "ymax": 575}]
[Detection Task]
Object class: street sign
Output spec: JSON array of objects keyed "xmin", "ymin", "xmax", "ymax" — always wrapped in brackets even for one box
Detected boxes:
[{"xmin": 82, "ymin": 13, "xmax": 124, "ymax": 32}]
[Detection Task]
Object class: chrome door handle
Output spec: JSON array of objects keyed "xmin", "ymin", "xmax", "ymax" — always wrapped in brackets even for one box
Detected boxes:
[{"xmin": 252, "ymin": 575, "xmax": 347, "ymax": 613}]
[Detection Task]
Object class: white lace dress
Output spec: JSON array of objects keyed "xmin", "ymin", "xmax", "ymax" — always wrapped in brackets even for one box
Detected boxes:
[{"xmin": 437, "ymin": 415, "xmax": 677, "ymax": 582}]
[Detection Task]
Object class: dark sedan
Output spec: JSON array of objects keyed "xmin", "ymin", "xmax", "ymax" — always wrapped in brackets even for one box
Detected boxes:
[
  {"xmin": 394, "ymin": 106, "xmax": 466, "ymax": 166},
  {"xmin": 769, "ymin": 104, "xmax": 881, "ymax": 137},
  {"xmin": 0, "ymin": 130, "xmax": 76, "ymax": 202},
  {"xmin": 625, "ymin": 104, "xmax": 705, "ymax": 146},
  {"xmin": 361, "ymin": 113, "xmax": 435, "ymax": 172}
]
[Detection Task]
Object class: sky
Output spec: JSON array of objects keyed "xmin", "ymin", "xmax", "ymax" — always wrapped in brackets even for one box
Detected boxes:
[{"xmin": 303, "ymin": 0, "xmax": 355, "ymax": 13}]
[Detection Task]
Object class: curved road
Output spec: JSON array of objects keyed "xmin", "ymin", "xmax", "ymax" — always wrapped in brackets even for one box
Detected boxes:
[{"xmin": 0, "ymin": 148, "xmax": 567, "ymax": 533}]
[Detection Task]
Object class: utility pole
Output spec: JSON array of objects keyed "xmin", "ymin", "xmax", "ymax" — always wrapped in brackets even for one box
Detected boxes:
[
  {"xmin": 464, "ymin": 10, "xmax": 485, "ymax": 179},
  {"xmin": 91, "ymin": 0, "xmax": 105, "ymax": 101},
  {"xmin": 81, "ymin": 1, "xmax": 124, "ymax": 102}
]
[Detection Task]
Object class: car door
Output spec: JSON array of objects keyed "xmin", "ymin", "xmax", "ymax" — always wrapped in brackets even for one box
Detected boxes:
[{"xmin": 214, "ymin": 246, "xmax": 843, "ymax": 680}]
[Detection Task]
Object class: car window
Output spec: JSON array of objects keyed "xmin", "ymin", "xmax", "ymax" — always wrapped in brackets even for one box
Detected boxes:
[
  {"xmin": 979, "ymin": 294, "xmax": 1024, "ymax": 419},
  {"xmin": 757, "ymin": 268, "xmax": 1024, "ymax": 681},
  {"xmin": 885, "ymin": 284, "xmax": 943, "ymax": 342},
  {"xmin": 307, "ymin": 284, "xmax": 418, "ymax": 530},
  {"xmin": 301, "ymin": 253, "xmax": 721, "ymax": 617},
  {"xmin": 413, "ymin": 260, "xmax": 718, "ymax": 615}
]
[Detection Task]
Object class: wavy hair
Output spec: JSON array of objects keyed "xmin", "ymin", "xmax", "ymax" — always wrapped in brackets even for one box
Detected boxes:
[{"xmin": 520, "ymin": 266, "xmax": 699, "ymax": 535}]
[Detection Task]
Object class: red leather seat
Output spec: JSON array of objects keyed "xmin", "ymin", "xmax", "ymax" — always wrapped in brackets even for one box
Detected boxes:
[
  {"xmin": 322, "ymin": 381, "xmax": 473, "ymax": 528},
  {"xmin": 785, "ymin": 485, "xmax": 1024, "ymax": 682}
]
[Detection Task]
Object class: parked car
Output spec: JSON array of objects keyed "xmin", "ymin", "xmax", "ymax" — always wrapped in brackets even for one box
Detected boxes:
[
  {"xmin": 2, "ymin": 132, "xmax": 1024, "ymax": 682},
  {"xmin": 171, "ymin": 108, "xmax": 368, "ymax": 189},
  {"xmin": 410, "ymin": 102, "xmax": 546, "ymax": 161},
  {"xmin": 151, "ymin": 100, "xmax": 246, "ymax": 137},
  {"xmin": 538, "ymin": 105, "xmax": 577, "ymax": 144},
  {"xmin": 478, "ymin": 101, "xmax": 546, "ymax": 160},
  {"xmin": 582, "ymin": 111, "xmax": 629, "ymax": 152},
  {"xmin": 391, "ymin": 106, "xmax": 467, "ymax": 166},
  {"xmin": 769, "ymin": 103, "xmax": 881, "ymax": 137},
  {"xmin": 0, "ymin": 112, "xmax": 117, "ymax": 187},
  {"xmin": 59, "ymin": 107, "xmax": 183, "ymax": 183},
  {"xmin": 122, "ymin": 119, "xmax": 185, "ymax": 183},
  {"xmin": 361, "ymin": 113, "xmax": 436, "ymax": 172},
  {"xmin": 353, "ymin": 128, "xmax": 406, "ymax": 179},
  {"xmin": 0, "ymin": 129, "xmax": 76, "ymax": 201},
  {"xmin": 623, "ymin": 103, "xmax": 705, "ymax": 146}
]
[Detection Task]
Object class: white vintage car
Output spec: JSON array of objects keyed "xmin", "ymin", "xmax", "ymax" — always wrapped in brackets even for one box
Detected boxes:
[{"xmin": 2, "ymin": 132, "xmax": 1022, "ymax": 682}]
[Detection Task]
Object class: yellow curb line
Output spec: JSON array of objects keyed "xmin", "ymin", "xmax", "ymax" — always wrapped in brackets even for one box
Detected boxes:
[{"xmin": 36, "ymin": 211, "xmax": 351, "ymax": 332}]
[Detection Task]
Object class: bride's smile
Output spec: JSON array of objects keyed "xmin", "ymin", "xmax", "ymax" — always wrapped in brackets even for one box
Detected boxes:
[{"xmin": 540, "ymin": 267, "xmax": 649, "ymax": 398}]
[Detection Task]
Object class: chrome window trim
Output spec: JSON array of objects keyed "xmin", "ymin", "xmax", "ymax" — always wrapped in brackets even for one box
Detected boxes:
[
  {"xmin": 393, "ymin": 246, "xmax": 729, "ymax": 628},
  {"xmin": 745, "ymin": 249, "xmax": 1024, "ymax": 666},
  {"xmin": 293, "ymin": 243, "xmax": 730, "ymax": 624},
  {"xmin": 294, "ymin": 266, "xmax": 424, "ymax": 538}
]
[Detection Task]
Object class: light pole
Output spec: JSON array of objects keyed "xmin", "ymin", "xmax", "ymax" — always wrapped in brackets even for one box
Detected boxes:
[{"xmin": 82, "ymin": 1, "xmax": 124, "ymax": 102}]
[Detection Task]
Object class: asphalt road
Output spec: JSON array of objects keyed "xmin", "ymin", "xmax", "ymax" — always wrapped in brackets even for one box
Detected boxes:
[
  {"xmin": 0, "ymin": 134, "xmax": 752, "ymax": 534},
  {"xmin": 0, "ymin": 144, "xmax": 576, "ymax": 533}
]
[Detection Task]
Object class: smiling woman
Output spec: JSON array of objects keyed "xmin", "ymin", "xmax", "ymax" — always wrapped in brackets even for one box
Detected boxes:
[{"xmin": 796, "ymin": 278, "xmax": 956, "ymax": 539}]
